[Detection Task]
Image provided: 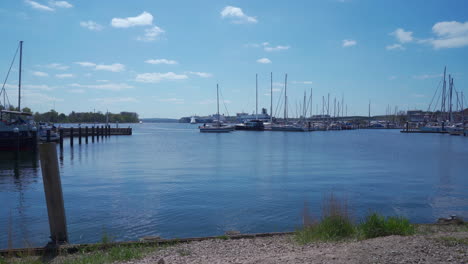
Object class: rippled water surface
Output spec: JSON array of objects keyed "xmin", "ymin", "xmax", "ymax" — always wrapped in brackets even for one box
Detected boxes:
[{"xmin": 1, "ymin": 123, "xmax": 467, "ymax": 248}]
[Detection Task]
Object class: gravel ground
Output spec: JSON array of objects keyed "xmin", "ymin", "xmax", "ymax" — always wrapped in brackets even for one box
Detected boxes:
[{"xmin": 120, "ymin": 232, "xmax": 467, "ymax": 264}]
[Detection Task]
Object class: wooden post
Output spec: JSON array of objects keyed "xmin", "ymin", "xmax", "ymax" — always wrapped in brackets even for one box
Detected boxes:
[
  {"xmin": 91, "ymin": 126, "xmax": 95, "ymax": 143},
  {"xmin": 85, "ymin": 126, "xmax": 88, "ymax": 144},
  {"xmin": 96, "ymin": 126, "xmax": 99, "ymax": 142},
  {"xmin": 32, "ymin": 130, "xmax": 38, "ymax": 151},
  {"xmin": 38, "ymin": 143, "xmax": 68, "ymax": 245},
  {"xmin": 78, "ymin": 127, "xmax": 82, "ymax": 145},
  {"xmin": 406, "ymin": 122, "xmax": 409, "ymax": 132},
  {"xmin": 59, "ymin": 129, "xmax": 63, "ymax": 148},
  {"xmin": 46, "ymin": 129, "xmax": 51, "ymax": 142},
  {"xmin": 101, "ymin": 126, "xmax": 104, "ymax": 139},
  {"xmin": 70, "ymin": 127, "xmax": 74, "ymax": 147},
  {"xmin": 108, "ymin": 125, "xmax": 111, "ymax": 137}
]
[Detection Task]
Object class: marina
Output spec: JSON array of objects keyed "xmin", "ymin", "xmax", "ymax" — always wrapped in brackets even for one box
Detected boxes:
[{"xmin": 1, "ymin": 123, "xmax": 467, "ymax": 249}]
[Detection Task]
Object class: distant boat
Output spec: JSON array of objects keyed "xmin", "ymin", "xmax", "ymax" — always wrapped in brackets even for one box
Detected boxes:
[
  {"xmin": 190, "ymin": 116, "xmax": 197, "ymax": 124},
  {"xmin": 199, "ymin": 84, "xmax": 234, "ymax": 133}
]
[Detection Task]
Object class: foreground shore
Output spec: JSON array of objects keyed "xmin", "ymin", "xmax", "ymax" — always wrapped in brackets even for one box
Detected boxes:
[{"xmin": 119, "ymin": 231, "xmax": 467, "ymax": 264}]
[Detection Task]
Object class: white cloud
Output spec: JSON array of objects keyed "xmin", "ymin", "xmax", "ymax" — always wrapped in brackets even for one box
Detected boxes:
[
  {"xmin": 156, "ymin": 98, "xmax": 185, "ymax": 104},
  {"xmin": 386, "ymin": 43, "xmax": 405, "ymax": 50},
  {"xmin": 187, "ymin": 72, "xmax": 212, "ymax": 78},
  {"xmin": 137, "ymin": 26, "xmax": 165, "ymax": 41},
  {"xmin": 292, "ymin": 81, "xmax": 313, "ymax": 85},
  {"xmin": 80, "ymin": 21, "xmax": 104, "ymax": 31},
  {"xmin": 49, "ymin": 1, "xmax": 72, "ymax": 8},
  {"xmin": 71, "ymin": 83, "xmax": 134, "ymax": 91},
  {"xmin": 75, "ymin": 62, "xmax": 125, "ymax": 72},
  {"xmin": 5, "ymin": 83, "xmax": 55, "ymax": 91},
  {"xmin": 220, "ymin": 6, "xmax": 257, "ymax": 24},
  {"xmin": 388, "ymin": 76, "xmax": 397, "ymax": 80},
  {"xmin": 412, "ymin": 74, "xmax": 443, "ymax": 80},
  {"xmin": 264, "ymin": 45, "xmax": 290, "ymax": 52},
  {"xmin": 90, "ymin": 97, "xmax": 138, "ymax": 104},
  {"xmin": 342, "ymin": 39, "xmax": 357, "ymax": 47},
  {"xmin": 24, "ymin": 0, "xmax": 54, "ymax": 11},
  {"xmin": 55, "ymin": 73, "xmax": 74, "ymax": 78},
  {"xmin": 75, "ymin": 61, "xmax": 96, "ymax": 67},
  {"xmin": 96, "ymin": 80, "xmax": 110, "ymax": 83},
  {"xmin": 111, "ymin": 11, "xmax": 153, "ymax": 28},
  {"xmin": 145, "ymin": 59, "xmax": 178, "ymax": 65},
  {"xmin": 428, "ymin": 21, "xmax": 468, "ymax": 49},
  {"xmin": 257, "ymin": 58, "xmax": 271, "ymax": 64},
  {"xmin": 199, "ymin": 99, "xmax": 231, "ymax": 105},
  {"xmin": 390, "ymin": 28, "xmax": 414, "ymax": 43},
  {"xmin": 32, "ymin": 71, "xmax": 48, "ymax": 77},
  {"xmin": 44, "ymin": 63, "xmax": 69, "ymax": 70},
  {"xmin": 95, "ymin": 63, "xmax": 125, "ymax": 72},
  {"xmin": 69, "ymin": 89, "xmax": 85, "ymax": 94},
  {"xmin": 135, "ymin": 72, "xmax": 188, "ymax": 83}
]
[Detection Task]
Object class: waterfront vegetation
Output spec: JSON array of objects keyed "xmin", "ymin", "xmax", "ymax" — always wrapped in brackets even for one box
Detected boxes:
[
  {"xmin": 1, "ymin": 106, "xmax": 139, "ymax": 123},
  {"xmin": 294, "ymin": 195, "xmax": 416, "ymax": 244}
]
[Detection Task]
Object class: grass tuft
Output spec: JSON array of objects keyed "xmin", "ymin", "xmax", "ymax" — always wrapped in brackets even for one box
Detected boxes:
[
  {"xmin": 295, "ymin": 194, "xmax": 355, "ymax": 244},
  {"xmin": 359, "ymin": 213, "xmax": 415, "ymax": 239}
]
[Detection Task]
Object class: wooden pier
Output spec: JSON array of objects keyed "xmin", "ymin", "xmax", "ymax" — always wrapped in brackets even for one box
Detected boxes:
[
  {"xmin": 59, "ymin": 127, "xmax": 132, "ymax": 137},
  {"xmin": 47, "ymin": 126, "xmax": 133, "ymax": 147}
]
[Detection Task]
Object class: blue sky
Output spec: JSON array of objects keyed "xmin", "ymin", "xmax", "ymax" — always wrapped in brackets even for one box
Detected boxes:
[{"xmin": 1, "ymin": 0, "xmax": 468, "ymax": 118}]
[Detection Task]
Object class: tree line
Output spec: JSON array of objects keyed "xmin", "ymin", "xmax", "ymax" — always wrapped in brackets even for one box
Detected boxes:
[{"xmin": 1, "ymin": 105, "xmax": 139, "ymax": 123}]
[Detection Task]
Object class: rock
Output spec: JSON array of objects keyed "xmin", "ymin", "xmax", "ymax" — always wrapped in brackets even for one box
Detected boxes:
[
  {"xmin": 157, "ymin": 258, "xmax": 165, "ymax": 264},
  {"xmin": 436, "ymin": 215, "xmax": 465, "ymax": 225}
]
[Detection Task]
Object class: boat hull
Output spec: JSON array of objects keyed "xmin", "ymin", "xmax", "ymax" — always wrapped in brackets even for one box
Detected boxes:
[
  {"xmin": 0, "ymin": 131, "xmax": 36, "ymax": 151},
  {"xmin": 199, "ymin": 126, "xmax": 235, "ymax": 133}
]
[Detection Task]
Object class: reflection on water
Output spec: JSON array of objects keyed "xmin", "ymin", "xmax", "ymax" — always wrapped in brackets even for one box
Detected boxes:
[{"xmin": 1, "ymin": 124, "xmax": 467, "ymax": 249}]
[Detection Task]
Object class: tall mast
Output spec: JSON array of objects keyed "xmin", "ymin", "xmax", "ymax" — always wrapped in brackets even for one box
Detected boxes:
[
  {"xmin": 217, "ymin": 83, "xmax": 220, "ymax": 124},
  {"xmin": 368, "ymin": 100, "xmax": 371, "ymax": 127},
  {"xmin": 18, "ymin": 40, "xmax": 23, "ymax": 111},
  {"xmin": 303, "ymin": 90, "xmax": 306, "ymax": 120},
  {"xmin": 449, "ymin": 76, "xmax": 453, "ymax": 122},
  {"xmin": 341, "ymin": 93, "xmax": 344, "ymax": 117},
  {"xmin": 284, "ymin": 74, "xmax": 287, "ymax": 122},
  {"xmin": 270, "ymin": 72, "xmax": 273, "ymax": 123},
  {"xmin": 442, "ymin": 66, "xmax": 446, "ymax": 120},
  {"xmin": 255, "ymin": 73, "xmax": 258, "ymax": 119},
  {"xmin": 310, "ymin": 88, "xmax": 313, "ymax": 118}
]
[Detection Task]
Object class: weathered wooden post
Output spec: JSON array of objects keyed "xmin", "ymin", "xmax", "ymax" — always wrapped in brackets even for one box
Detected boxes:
[
  {"xmin": 85, "ymin": 126, "xmax": 88, "ymax": 144},
  {"xmin": 96, "ymin": 126, "xmax": 99, "ymax": 142},
  {"xmin": 78, "ymin": 127, "xmax": 82, "ymax": 145},
  {"xmin": 91, "ymin": 126, "xmax": 95, "ymax": 143},
  {"xmin": 38, "ymin": 142, "xmax": 68, "ymax": 245},
  {"xmin": 70, "ymin": 127, "xmax": 74, "ymax": 147},
  {"xmin": 101, "ymin": 126, "xmax": 104, "ymax": 139},
  {"xmin": 108, "ymin": 125, "xmax": 111, "ymax": 137},
  {"xmin": 59, "ymin": 128, "xmax": 63, "ymax": 148},
  {"xmin": 46, "ymin": 129, "xmax": 51, "ymax": 142}
]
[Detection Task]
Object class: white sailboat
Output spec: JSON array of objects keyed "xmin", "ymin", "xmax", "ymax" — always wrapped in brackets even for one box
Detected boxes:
[{"xmin": 199, "ymin": 84, "xmax": 234, "ymax": 133}]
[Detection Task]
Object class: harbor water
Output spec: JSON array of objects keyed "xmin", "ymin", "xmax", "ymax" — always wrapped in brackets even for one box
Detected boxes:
[{"xmin": 1, "ymin": 123, "xmax": 467, "ymax": 248}]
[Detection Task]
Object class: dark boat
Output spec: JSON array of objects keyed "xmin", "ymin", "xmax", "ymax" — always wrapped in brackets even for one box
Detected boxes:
[
  {"xmin": 235, "ymin": 120, "xmax": 265, "ymax": 131},
  {"xmin": 1, "ymin": 41, "xmax": 38, "ymax": 151}
]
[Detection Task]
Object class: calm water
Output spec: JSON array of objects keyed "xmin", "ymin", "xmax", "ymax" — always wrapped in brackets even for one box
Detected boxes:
[{"xmin": 1, "ymin": 123, "xmax": 467, "ymax": 248}]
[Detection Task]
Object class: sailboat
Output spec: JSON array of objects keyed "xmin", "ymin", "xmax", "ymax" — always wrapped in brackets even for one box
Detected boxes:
[
  {"xmin": 235, "ymin": 74, "xmax": 265, "ymax": 131},
  {"xmin": 1, "ymin": 41, "xmax": 37, "ymax": 151},
  {"xmin": 271, "ymin": 74, "xmax": 307, "ymax": 132},
  {"xmin": 199, "ymin": 84, "xmax": 234, "ymax": 133}
]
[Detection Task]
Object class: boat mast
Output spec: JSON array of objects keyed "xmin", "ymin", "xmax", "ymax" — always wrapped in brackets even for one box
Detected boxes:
[
  {"xmin": 368, "ymin": 100, "xmax": 371, "ymax": 127},
  {"xmin": 256, "ymin": 73, "xmax": 258, "ymax": 119},
  {"xmin": 441, "ymin": 66, "xmax": 446, "ymax": 121},
  {"xmin": 217, "ymin": 83, "xmax": 220, "ymax": 124},
  {"xmin": 270, "ymin": 72, "xmax": 273, "ymax": 123},
  {"xmin": 303, "ymin": 90, "xmax": 306, "ymax": 121},
  {"xmin": 18, "ymin": 40, "xmax": 23, "ymax": 111},
  {"xmin": 284, "ymin": 74, "xmax": 287, "ymax": 122}
]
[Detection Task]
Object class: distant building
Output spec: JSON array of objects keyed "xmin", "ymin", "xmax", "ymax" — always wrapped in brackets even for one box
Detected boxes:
[{"xmin": 407, "ymin": 110, "xmax": 426, "ymax": 122}]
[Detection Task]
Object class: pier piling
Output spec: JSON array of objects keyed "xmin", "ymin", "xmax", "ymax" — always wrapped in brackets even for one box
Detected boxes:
[
  {"xmin": 96, "ymin": 126, "xmax": 99, "ymax": 142},
  {"xmin": 46, "ymin": 129, "xmax": 51, "ymax": 142},
  {"xmin": 78, "ymin": 127, "xmax": 82, "ymax": 145},
  {"xmin": 85, "ymin": 126, "xmax": 88, "ymax": 144},
  {"xmin": 38, "ymin": 142, "xmax": 68, "ymax": 245},
  {"xmin": 91, "ymin": 126, "xmax": 95, "ymax": 143},
  {"xmin": 59, "ymin": 129, "xmax": 63, "ymax": 148},
  {"xmin": 101, "ymin": 126, "xmax": 104, "ymax": 139},
  {"xmin": 70, "ymin": 127, "xmax": 74, "ymax": 147}
]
